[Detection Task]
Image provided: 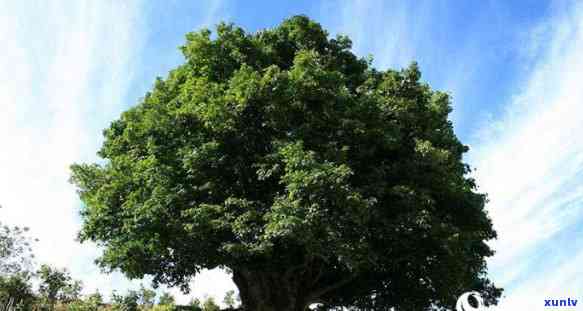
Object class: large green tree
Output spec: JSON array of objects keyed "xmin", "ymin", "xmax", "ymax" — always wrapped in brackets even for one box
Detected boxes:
[{"xmin": 71, "ymin": 16, "xmax": 501, "ymax": 311}]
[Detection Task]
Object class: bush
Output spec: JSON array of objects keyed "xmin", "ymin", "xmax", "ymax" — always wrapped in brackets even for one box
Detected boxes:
[
  {"xmin": 67, "ymin": 300, "xmax": 96, "ymax": 311},
  {"xmin": 111, "ymin": 291, "xmax": 139, "ymax": 311},
  {"xmin": 150, "ymin": 304, "xmax": 175, "ymax": 311}
]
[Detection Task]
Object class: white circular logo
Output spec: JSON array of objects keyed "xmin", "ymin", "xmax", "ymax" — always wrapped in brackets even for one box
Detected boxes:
[{"xmin": 456, "ymin": 291, "xmax": 484, "ymax": 311}]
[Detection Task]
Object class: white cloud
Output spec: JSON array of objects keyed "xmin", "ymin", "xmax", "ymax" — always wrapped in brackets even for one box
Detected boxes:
[
  {"xmin": 468, "ymin": 2, "xmax": 583, "ymax": 310},
  {"xmin": 0, "ymin": 0, "xmax": 237, "ymax": 306},
  {"xmin": 0, "ymin": 0, "xmax": 147, "ymax": 296}
]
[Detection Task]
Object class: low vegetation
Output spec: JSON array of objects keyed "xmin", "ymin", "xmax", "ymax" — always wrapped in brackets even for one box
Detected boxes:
[{"xmin": 0, "ymin": 217, "xmax": 236, "ymax": 311}]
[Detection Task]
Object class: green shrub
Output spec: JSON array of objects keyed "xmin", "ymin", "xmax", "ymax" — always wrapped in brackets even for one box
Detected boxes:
[
  {"xmin": 111, "ymin": 291, "xmax": 139, "ymax": 311},
  {"xmin": 150, "ymin": 304, "xmax": 175, "ymax": 311}
]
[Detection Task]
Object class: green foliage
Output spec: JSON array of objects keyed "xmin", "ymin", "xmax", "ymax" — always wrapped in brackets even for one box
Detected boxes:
[
  {"xmin": 222, "ymin": 291, "xmax": 236, "ymax": 309},
  {"xmin": 157, "ymin": 292, "xmax": 174, "ymax": 306},
  {"xmin": 66, "ymin": 291, "xmax": 104, "ymax": 311},
  {"xmin": 86, "ymin": 291, "xmax": 103, "ymax": 306},
  {"xmin": 38, "ymin": 265, "xmax": 82, "ymax": 309},
  {"xmin": 60, "ymin": 280, "xmax": 82, "ymax": 303},
  {"xmin": 187, "ymin": 298, "xmax": 202, "ymax": 311},
  {"xmin": 0, "ymin": 272, "xmax": 35, "ymax": 310},
  {"xmin": 137, "ymin": 284, "xmax": 156, "ymax": 308},
  {"xmin": 150, "ymin": 304, "xmax": 175, "ymax": 311},
  {"xmin": 71, "ymin": 15, "xmax": 501, "ymax": 310},
  {"xmin": 201, "ymin": 297, "xmax": 219, "ymax": 311},
  {"xmin": 0, "ymin": 220, "xmax": 36, "ymax": 275},
  {"xmin": 112, "ymin": 291, "xmax": 139, "ymax": 311},
  {"xmin": 67, "ymin": 300, "xmax": 92, "ymax": 311},
  {"xmin": 0, "ymin": 215, "xmax": 37, "ymax": 311},
  {"xmin": 67, "ymin": 292, "xmax": 102, "ymax": 311}
]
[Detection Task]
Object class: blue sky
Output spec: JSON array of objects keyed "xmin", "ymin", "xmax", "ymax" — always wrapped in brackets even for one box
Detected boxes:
[{"xmin": 1, "ymin": 1, "xmax": 582, "ymax": 309}]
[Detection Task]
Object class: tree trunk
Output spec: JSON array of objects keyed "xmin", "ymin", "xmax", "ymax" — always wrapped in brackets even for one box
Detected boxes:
[{"xmin": 232, "ymin": 269, "xmax": 309, "ymax": 311}]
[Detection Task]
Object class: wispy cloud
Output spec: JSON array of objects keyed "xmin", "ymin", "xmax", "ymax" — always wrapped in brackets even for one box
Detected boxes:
[
  {"xmin": 0, "ymin": 0, "xmax": 237, "ymax": 305},
  {"xmin": 0, "ymin": 0, "xmax": 146, "ymax": 297},
  {"xmin": 319, "ymin": 0, "xmax": 418, "ymax": 70},
  {"xmin": 468, "ymin": 2, "xmax": 583, "ymax": 309}
]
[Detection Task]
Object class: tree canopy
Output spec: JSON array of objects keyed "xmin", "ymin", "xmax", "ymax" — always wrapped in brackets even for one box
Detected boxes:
[
  {"xmin": 71, "ymin": 15, "xmax": 501, "ymax": 311},
  {"xmin": 0, "ymin": 220, "xmax": 35, "ymax": 276},
  {"xmin": 38, "ymin": 264, "xmax": 82, "ymax": 310}
]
